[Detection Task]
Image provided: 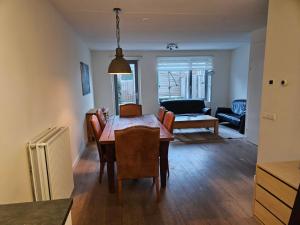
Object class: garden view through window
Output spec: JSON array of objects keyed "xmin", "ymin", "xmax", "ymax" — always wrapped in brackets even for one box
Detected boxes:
[
  {"xmin": 157, "ymin": 56, "xmax": 214, "ymax": 102},
  {"xmin": 114, "ymin": 60, "xmax": 139, "ymax": 115}
]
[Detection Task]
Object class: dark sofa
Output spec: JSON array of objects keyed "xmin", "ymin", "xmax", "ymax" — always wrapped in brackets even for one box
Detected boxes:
[
  {"xmin": 215, "ymin": 99, "xmax": 246, "ymax": 134},
  {"xmin": 160, "ymin": 99, "xmax": 211, "ymax": 116}
]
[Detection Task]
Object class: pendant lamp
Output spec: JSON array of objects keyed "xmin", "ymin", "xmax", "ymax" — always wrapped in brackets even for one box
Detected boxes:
[{"xmin": 108, "ymin": 8, "xmax": 132, "ymax": 75}]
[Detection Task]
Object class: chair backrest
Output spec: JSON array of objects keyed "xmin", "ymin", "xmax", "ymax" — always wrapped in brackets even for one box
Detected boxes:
[
  {"xmin": 90, "ymin": 115, "xmax": 102, "ymax": 142},
  {"xmin": 90, "ymin": 115, "xmax": 104, "ymax": 160},
  {"xmin": 114, "ymin": 126, "xmax": 160, "ymax": 179},
  {"xmin": 157, "ymin": 106, "xmax": 166, "ymax": 123},
  {"xmin": 96, "ymin": 108, "xmax": 106, "ymax": 130},
  {"xmin": 119, "ymin": 104, "xmax": 142, "ymax": 117},
  {"xmin": 163, "ymin": 111, "xmax": 175, "ymax": 134},
  {"xmin": 231, "ymin": 99, "xmax": 247, "ymax": 115}
]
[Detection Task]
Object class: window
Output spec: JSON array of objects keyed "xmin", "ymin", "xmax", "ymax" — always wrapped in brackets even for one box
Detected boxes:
[
  {"xmin": 157, "ymin": 57, "xmax": 214, "ymax": 102},
  {"xmin": 114, "ymin": 60, "xmax": 139, "ymax": 115}
]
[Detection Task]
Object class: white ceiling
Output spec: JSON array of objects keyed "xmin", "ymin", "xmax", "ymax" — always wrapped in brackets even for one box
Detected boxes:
[{"xmin": 50, "ymin": 0, "xmax": 268, "ymax": 51}]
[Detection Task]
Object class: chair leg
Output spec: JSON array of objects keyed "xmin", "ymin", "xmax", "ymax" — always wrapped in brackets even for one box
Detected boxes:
[
  {"xmin": 118, "ymin": 178, "xmax": 123, "ymax": 204},
  {"xmin": 155, "ymin": 177, "xmax": 160, "ymax": 202},
  {"xmin": 167, "ymin": 160, "xmax": 170, "ymax": 178},
  {"xmin": 99, "ymin": 161, "xmax": 106, "ymax": 183}
]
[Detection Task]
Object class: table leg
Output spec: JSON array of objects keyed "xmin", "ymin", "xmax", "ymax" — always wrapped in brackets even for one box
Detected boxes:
[
  {"xmin": 160, "ymin": 141, "xmax": 169, "ymax": 188},
  {"xmin": 214, "ymin": 121, "xmax": 219, "ymax": 135},
  {"xmin": 106, "ymin": 144, "xmax": 115, "ymax": 193}
]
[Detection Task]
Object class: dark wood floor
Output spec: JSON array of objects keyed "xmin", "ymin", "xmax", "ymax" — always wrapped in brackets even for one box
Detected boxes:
[{"xmin": 71, "ymin": 137, "xmax": 259, "ymax": 225}]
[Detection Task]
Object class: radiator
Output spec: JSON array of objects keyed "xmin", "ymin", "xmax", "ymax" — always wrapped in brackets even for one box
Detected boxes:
[{"xmin": 28, "ymin": 127, "xmax": 74, "ymax": 201}]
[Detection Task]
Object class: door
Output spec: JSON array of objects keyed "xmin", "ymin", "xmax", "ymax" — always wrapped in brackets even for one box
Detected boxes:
[{"xmin": 114, "ymin": 60, "xmax": 139, "ymax": 115}]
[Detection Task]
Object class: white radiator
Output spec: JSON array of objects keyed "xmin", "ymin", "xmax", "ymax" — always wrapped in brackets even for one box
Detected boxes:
[{"xmin": 28, "ymin": 127, "xmax": 74, "ymax": 201}]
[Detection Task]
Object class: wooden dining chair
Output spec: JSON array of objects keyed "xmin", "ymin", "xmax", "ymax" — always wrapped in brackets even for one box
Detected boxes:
[
  {"xmin": 157, "ymin": 106, "xmax": 166, "ymax": 123},
  {"xmin": 162, "ymin": 111, "xmax": 175, "ymax": 177},
  {"xmin": 163, "ymin": 111, "xmax": 175, "ymax": 134},
  {"xmin": 90, "ymin": 115, "xmax": 107, "ymax": 183},
  {"xmin": 96, "ymin": 108, "xmax": 106, "ymax": 130},
  {"xmin": 115, "ymin": 126, "xmax": 160, "ymax": 203},
  {"xmin": 119, "ymin": 103, "xmax": 142, "ymax": 117}
]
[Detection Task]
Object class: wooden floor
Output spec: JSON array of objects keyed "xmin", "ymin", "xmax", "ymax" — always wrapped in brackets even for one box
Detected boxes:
[{"xmin": 71, "ymin": 137, "xmax": 259, "ymax": 225}]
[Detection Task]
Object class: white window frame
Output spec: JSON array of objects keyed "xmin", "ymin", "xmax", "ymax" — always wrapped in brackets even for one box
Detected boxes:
[{"xmin": 157, "ymin": 56, "xmax": 214, "ymax": 102}]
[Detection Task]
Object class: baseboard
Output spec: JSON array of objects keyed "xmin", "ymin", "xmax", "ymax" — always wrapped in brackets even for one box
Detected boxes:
[
  {"xmin": 246, "ymin": 136, "xmax": 258, "ymax": 146},
  {"xmin": 72, "ymin": 154, "xmax": 81, "ymax": 169},
  {"xmin": 72, "ymin": 146, "xmax": 85, "ymax": 169}
]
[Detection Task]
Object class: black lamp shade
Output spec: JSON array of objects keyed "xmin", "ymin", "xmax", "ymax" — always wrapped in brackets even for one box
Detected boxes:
[{"xmin": 108, "ymin": 48, "xmax": 132, "ymax": 75}]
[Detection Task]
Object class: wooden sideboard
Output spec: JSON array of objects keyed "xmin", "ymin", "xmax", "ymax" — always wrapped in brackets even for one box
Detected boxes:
[
  {"xmin": 86, "ymin": 108, "xmax": 109, "ymax": 142},
  {"xmin": 254, "ymin": 161, "xmax": 300, "ymax": 225}
]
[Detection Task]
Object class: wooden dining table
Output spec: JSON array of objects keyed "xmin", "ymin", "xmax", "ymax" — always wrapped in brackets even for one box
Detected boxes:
[{"xmin": 100, "ymin": 114, "xmax": 174, "ymax": 193}]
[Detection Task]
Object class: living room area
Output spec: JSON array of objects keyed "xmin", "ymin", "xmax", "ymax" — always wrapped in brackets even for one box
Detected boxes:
[{"xmin": 92, "ymin": 31, "xmax": 266, "ymax": 144}]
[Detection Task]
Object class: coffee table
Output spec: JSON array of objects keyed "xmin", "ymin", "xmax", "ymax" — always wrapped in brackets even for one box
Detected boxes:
[{"xmin": 173, "ymin": 115, "xmax": 219, "ymax": 135}]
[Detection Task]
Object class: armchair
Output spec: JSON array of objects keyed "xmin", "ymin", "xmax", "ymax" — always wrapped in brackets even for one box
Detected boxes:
[{"xmin": 215, "ymin": 99, "xmax": 246, "ymax": 134}]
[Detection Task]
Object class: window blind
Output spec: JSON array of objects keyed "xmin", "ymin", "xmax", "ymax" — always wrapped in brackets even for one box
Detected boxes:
[{"xmin": 157, "ymin": 56, "xmax": 214, "ymax": 71}]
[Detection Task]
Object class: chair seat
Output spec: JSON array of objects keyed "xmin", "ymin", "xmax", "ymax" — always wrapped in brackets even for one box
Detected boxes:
[{"xmin": 217, "ymin": 113, "xmax": 241, "ymax": 126}]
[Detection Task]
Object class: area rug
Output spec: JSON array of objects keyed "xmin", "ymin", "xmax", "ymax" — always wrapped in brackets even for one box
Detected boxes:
[{"xmin": 173, "ymin": 125, "xmax": 244, "ymax": 143}]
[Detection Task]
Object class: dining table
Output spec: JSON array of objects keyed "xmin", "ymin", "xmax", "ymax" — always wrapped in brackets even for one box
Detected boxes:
[{"xmin": 99, "ymin": 114, "xmax": 174, "ymax": 193}]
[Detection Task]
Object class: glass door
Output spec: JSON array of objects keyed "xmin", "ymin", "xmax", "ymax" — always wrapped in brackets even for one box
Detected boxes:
[{"xmin": 114, "ymin": 60, "xmax": 139, "ymax": 115}]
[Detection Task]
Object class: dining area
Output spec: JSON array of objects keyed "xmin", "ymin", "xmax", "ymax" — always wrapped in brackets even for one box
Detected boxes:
[
  {"xmin": 89, "ymin": 104, "xmax": 174, "ymax": 203},
  {"xmin": 72, "ymin": 102, "xmax": 260, "ymax": 225}
]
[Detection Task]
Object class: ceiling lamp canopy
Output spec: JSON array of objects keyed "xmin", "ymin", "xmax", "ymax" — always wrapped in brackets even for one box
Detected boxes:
[
  {"xmin": 108, "ymin": 8, "xmax": 132, "ymax": 75},
  {"xmin": 166, "ymin": 43, "xmax": 178, "ymax": 51}
]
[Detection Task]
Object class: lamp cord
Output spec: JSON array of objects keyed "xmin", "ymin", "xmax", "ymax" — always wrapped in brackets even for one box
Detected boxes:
[{"xmin": 115, "ymin": 9, "xmax": 120, "ymax": 48}]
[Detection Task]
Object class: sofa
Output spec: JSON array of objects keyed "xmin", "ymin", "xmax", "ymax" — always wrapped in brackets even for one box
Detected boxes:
[
  {"xmin": 160, "ymin": 99, "xmax": 211, "ymax": 116},
  {"xmin": 215, "ymin": 99, "xmax": 246, "ymax": 134}
]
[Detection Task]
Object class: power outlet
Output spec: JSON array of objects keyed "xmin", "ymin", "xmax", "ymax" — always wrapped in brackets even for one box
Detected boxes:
[{"xmin": 262, "ymin": 112, "xmax": 276, "ymax": 121}]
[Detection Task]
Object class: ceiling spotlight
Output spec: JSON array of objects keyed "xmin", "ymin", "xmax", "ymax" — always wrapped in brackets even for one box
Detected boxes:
[{"xmin": 166, "ymin": 43, "xmax": 178, "ymax": 51}]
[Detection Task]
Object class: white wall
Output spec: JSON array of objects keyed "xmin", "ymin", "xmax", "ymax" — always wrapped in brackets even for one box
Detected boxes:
[
  {"xmin": 92, "ymin": 50, "xmax": 232, "ymax": 115},
  {"xmin": 245, "ymin": 28, "xmax": 266, "ymax": 145},
  {"xmin": 258, "ymin": 0, "xmax": 300, "ymax": 162},
  {"xmin": 229, "ymin": 44, "xmax": 250, "ymax": 103},
  {"xmin": 0, "ymin": 0, "xmax": 94, "ymax": 203}
]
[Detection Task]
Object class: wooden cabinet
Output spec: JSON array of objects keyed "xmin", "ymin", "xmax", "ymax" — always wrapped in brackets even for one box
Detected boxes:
[
  {"xmin": 65, "ymin": 212, "xmax": 72, "ymax": 225},
  {"xmin": 254, "ymin": 161, "xmax": 300, "ymax": 225}
]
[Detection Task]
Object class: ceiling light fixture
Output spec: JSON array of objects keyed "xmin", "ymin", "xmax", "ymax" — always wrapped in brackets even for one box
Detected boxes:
[
  {"xmin": 166, "ymin": 43, "xmax": 178, "ymax": 51},
  {"xmin": 108, "ymin": 8, "xmax": 132, "ymax": 75}
]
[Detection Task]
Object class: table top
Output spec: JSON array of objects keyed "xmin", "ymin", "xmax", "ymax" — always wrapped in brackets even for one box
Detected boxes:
[
  {"xmin": 175, "ymin": 114, "xmax": 218, "ymax": 122},
  {"xmin": 0, "ymin": 199, "xmax": 72, "ymax": 225},
  {"xmin": 257, "ymin": 161, "xmax": 300, "ymax": 189},
  {"xmin": 100, "ymin": 114, "xmax": 174, "ymax": 144}
]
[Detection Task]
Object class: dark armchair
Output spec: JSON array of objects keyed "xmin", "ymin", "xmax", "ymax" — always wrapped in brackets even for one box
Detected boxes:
[{"xmin": 215, "ymin": 99, "xmax": 246, "ymax": 134}]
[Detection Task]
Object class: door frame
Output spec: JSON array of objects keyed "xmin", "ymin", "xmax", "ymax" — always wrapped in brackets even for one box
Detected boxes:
[{"xmin": 114, "ymin": 60, "xmax": 139, "ymax": 115}]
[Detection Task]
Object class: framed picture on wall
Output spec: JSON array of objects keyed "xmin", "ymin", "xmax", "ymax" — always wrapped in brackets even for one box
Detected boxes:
[{"xmin": 80, "ymin": 62, "xmax": 91, "ymax": 96}]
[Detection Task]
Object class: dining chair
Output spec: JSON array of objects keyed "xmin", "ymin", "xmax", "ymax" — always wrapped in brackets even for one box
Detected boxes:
[
  {"xmin": 96, "ymin": 108, "xmax": 106, "ymax": 130},
  {"xmin": 114, "ymin": 126, "xmax": 160, "ymax": 203},
  {"xmin": 163, "ymin": 111, "xmax": 175, "ymax": 134},
  {"xmin": 119, "ymin": 103, "xmax": 142, "ymax": 117},
  {"xmin": 157, "ymin": 106, "xmax": 166, "ymax": 123},
  {"xmin": 90, "ymin": 115, "xmax": 107, "ymax": 183},
  {"xmin": 162, "ymin": 111, "xmax": 175, "ymax": 177}
]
